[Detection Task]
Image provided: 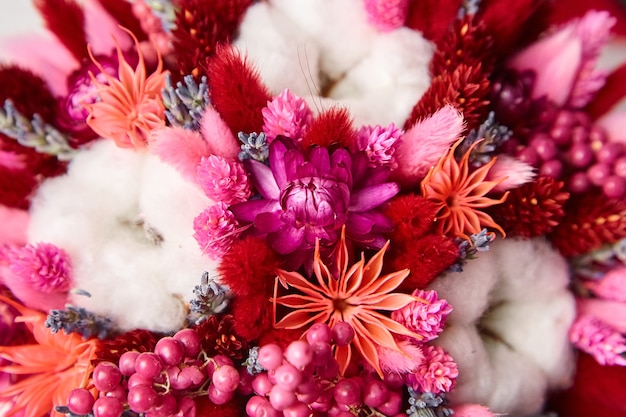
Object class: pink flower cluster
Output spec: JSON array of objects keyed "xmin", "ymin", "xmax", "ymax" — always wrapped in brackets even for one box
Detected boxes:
[
  {"xmin": 196, "ymin": 155, "xmax": 251, "ymax": 205},
  {"xmin": 262, "ymin": 89, "xmax": 313, "ymax": 143},
  {"xmin": 5, "ymin": 243, "xmax": 72, "ymax": 294},
  {"xmin": 193, "ymin": 203, "xmax": 242, "ymax": 259},
  {"xmin": 569, "ymin": 314, "xmax": 626, "ymax": 366},
  {"xmin": 355, "ymin": 123, "xmax": 402, "ymax": 169},
  {"xmin": 391, "ymin": 289, "xmax": 452, "ymax": 342},
  {"xmin": 407, "ymin": 345, "xmax": 458, "ymax": 394}
]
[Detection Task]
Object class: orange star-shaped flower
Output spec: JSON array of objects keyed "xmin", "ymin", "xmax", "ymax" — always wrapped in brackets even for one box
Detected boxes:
[
  {"xmin": 0, "ymin": 297, "xmax": 98, "ymax": 417},
  {"xmin": 273, "ymin": 228, "xmax": 422, "ymax": 376},
  {"xmin": 421, "ymin": 139, "xmax": 509, "ymax": 240}
]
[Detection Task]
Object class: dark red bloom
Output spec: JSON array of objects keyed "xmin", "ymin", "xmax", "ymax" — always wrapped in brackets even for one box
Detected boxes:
[
  {"xmin": 195, "ymin": 315, "xmax": 249, "ymax": 359},
  {"xmin": 587, "ymin": 62, "xmax": 626, "ymax": 120},
  {"xmin": 300, "ymin": 107, "xmax": 356, "ymax": 149},
  {"xmin": 205, "ymin": 46, "xmax": 271, "ymax": 136},
  {"xmin": 94, "ymin": 329, "xmax": 159, "ymax": 366},
  {"xmin": 550, "ymin": 192, "xmax": 626, "ymax": 257},
  {"xmin": 34, "ymin": 0, "xmax": 88, "ymax": 60},
  {"xmin": 405, "ymin": 0, "xmax": 462, "ymax": 42},
  {"xmin": 173, "ymin": 0, "xmax": 253, "ymax": 77},
  {"xmin": 228, "ymin": 294, "xmax": 273, "ymax": 342},
  {"xmin": 384, "ymin": 194, "xmax": 440, "ymax": 243}
]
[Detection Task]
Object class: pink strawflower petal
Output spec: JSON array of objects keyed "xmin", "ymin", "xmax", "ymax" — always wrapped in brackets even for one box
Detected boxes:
[
  {"xmin": 200, "ymin": 107, "xmax": 241, "ymax": 159},
  {"xmin": 355, "ymin": 123, "xmax": 402, "ymax": 169},
  {"xmin": 363, "ymin": 0, "xmax": 409, "ymax": 32},
  {"xmin": 391, "ymin": 290, "xmax": 452, "ymax": 342},
  {"xmin": 393, "ymin": 105, "xmax": 465, "ymax": 187},
  {"xmin": 585, "ymin": 266, "xmax": 626, "ymax": 303},
  {"xmin": 406, "ymin": 345, "xmax": 458, "ymax": 394},
  {"xmin": 577, "ymin": 298, "xmax": 626, "ymax": 334},
  {"xmin": 262, "ymin": 89, "xmax": 313, "ymax": 143},
  {"xmin": 196, "ymin": 155, "xmax": 251, "ymax": 205},
  {"xmin": 193, "ymin": 203, "xmax": 242, "ymax": 259},
  {"xmin": 486, "ymin": 155, "xmax": 536, "ymax": 192},
  {"xmin": 376, "ymin": 339, "xmax": 424, "ymax": 374},
  {"xmin": 453, "ymin": 404, "xmax": 497, "ymax": 417},
  {"xmin": 150, "ymin": 127, "xmax": 211, "ymax": 182},
  {"xmin": 569, "ymin": 314, "xmax": 626, "ymax": 366},
  {"xmin": 0, "ymin": 205, "xmax": 29, "ymax": 246},
  {"xmin": 83, "ymin": 0, "xmax": 133, "ymax": 55}
]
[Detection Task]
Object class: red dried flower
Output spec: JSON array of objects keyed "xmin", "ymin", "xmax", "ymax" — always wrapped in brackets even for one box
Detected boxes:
[
  {"xmin": 550, "ymin": 192, "xmax": 626, "ymax": 257},
  {"xmin": 217, "ymin": 236, "xmax": 282, "ymax": 298},
  {"xmin": 229, "ymin": 294, "xmax": 273, "ymax": 342},
  {"xmin": 204, "ymin": 45, "xmax": 271, "ymax": 136},
  {"xmin": 385, "ymin": 194, "xmax": 440, "ymax": 243},
  {"xmin": 587, "ymin": 62, "xmax": 626, "ymax": 120},
  {"xmin": 195, "ymin": 315, "xmax": 249, "ymax": 359},
  {"xmin": 173, "ymin": 0, "xmax": 253, "ymax": 77},
  {"xmin": 94, "ymin": 329, "xmax": 159, "ymax": 365},
  {"xmin": 96, "ymin": 0, "xmax": 148, "ymax": 42},
  {"xmin": 300, "ymin": 107, "xmax": 356, "ymax": 149},
  {"xmin": 404, "ymin": 64, "xmax": 491, "ymax": 131},
  {"xmin": 34, "ymin": 0, "xmax": 87, "ymax": 60},
  {"xmin": 490, "ymin": 176, "xmax": 570, "ymax": 238},
  {"xmin": 405, "ymin": 0, "xmax": 462, "ymax": 42}
]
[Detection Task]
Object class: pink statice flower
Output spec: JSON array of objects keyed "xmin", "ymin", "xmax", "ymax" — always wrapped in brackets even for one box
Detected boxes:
[
  {"xmin": 363, "ymin": 0, "xmax": 409, "ymax": 32},
  {"xmin": 407, "ymin": 345, "xmax": 458, "ymax": 394},
  {"xmin": 193, "ymin": 203, "xmax": 242, "ymax": 259},
  {"xmin": 355, "ymin": 123, "xmax": 402, "ymax": 169},
  {"xmin": 569, "ymin": 314, "xmax": 626, "ymax": 366},
  {"xmin": 262, "ymin": 89, "xmax": 313, "ymax": 143},
  {"xmin": 391, "ymin": 290, "xmax": 452, "ymax": 342},
  {"xmin": 196, "ymin": 155, "xmax": 251, "ymax": 205},
  {"xmin": 5, "ymin": 243, "xmax": 72, "ymax": 294}
]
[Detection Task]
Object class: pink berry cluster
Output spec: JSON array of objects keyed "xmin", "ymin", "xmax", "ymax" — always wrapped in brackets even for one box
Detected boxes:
[
  {"xmin": 504, "ymin": 109, "xmax": 626, "ymax": 198},
  {"xmin": 63, "ymin": 327, "xmax": 243, "ymax": 417},
  {"xmin": 244, "ymin": 322, "xmax": 409, "ymax": 417}
]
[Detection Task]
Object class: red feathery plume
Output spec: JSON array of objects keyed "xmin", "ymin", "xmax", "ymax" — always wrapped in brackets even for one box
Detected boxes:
[
  {"xmin": 550, "ymin": 192, "xmax": 626, "ymax": 258},
  {"xmin": 229, "ymin": 294, "xmax": 273, "ymax": 342},
  {"xmin": 300, "ymin": 107, "xmax": 356, "ymax": 149},
  {"xmin": 0, "ymin": 169, "xmax": 38, "ymax": 209},
  {"xmin": 587, "ymin": 62, "xmax": 626, "ymax": 120},
  {"xmin": 404, "ymin": 64, "xmax": 490, "ymax": 130},
  {"xmin": 0, "ymin": 65, "xmax": 58, "ymax": 121},
  {"xmin": 205, "ymin": 46, "xmax": 271, "ymax": 136},
  {"xmin": 33, "ymin": 0, "xmax": 87, "ymax": 61},
  {"xmin": 405, "ymin": 0, "xmax": 462, "ymax": 42},
  {"xmin": 217, "ymin": 236, "xmax": 282, "ymax": 298},
  {"xmin": 385, "ymin": 194, "xmax": 440, "ymax": 243},
  {"xmin": 258, "ymin": 328, "xmax": 303, "ymax": 350},
  {"xmin": 94, "ymin": 329, "xmax": 159, "ymax": 365},
  {"xmin": 173, "ymin": 0, "xmax": 253, "ymax": 77},
  {"xmin": 194, "ymin": 315, "xmax": 249, "ymax": 359},
  {"xmin": 430, "ymin": 15, "xmax": 494, "ymax": 76},
  {"xmin": 389, "ymin": 234, "xmax": 459, "ymax": 291},
  {"xmin": 95, "ymin": 0, "xmax": 148, "ymax": 42},
  {"xmin": 490, "ymin": 177, "xmax": 570, "ymax": 238}
]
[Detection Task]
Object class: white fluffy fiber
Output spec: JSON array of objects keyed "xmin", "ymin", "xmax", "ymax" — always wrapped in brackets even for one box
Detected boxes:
[
  {"xmin": 28, "ymin": 140, "xmax": 218, "ymax": 333},
  {"xmin": 234, "ymin": 0, "xmax": 433, "ymax": 127},
  {"xmin": 428, "ymin": 238, "xmax": 576, "ymax": 417}
]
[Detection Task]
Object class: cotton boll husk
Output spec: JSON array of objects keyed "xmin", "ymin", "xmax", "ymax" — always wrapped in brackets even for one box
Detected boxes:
[
  {"xmin": 234, "ymin": 3, "xmax": 317, "ymax": 97},
  {"xmin": 483, "ymin": 339, "xmax": 547, "ymax": 417},
  {"xmin": 428, "ymin": 252, "xmax": 498, "ymax": 325},
  {"xmin": 432, "ymin": 325, "xmax": 494, "ymax": 407}
]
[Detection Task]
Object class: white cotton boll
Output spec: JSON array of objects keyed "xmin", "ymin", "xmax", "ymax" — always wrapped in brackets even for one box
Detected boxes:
[
  {"xmin": 433, "ymin": 325, "xmax": 494, "ymax": 407},
  {"xmin": 483, "ymin": 340, "xmax": 547, "ymax": 417},
  {"xmin": 234, "ymin": 3, "xmax": 318, "ymax": 97},
  {"xmin": 428, "ymin": 253, "xmax": 498, "ymax": 325}
]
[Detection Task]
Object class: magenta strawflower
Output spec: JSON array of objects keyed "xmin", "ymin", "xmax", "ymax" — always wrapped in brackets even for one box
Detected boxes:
[
  {"xmin": 6, "ymin": 243, "xmax": 72, "ymax": 294},
  {"xmin": 262, "ymin": 89, "xmax": 313, "ymax": 143},
  {"xmin": 230, "ymin": 137, "xmax": 399, "ymax": 269},
  {"xmin": 193, "ymin": 203, "xmax": 242, "ymax": 259},
  {"xmin": 355, "ymin": 123, "xmax": 402, "ymax": 169},
  {"xmin": 391, "ymin": 289, "xmax": 452, "ymax": 342},
  {"xmin": 569, "ymin": 315, "xmax": 626, "ymax": 366},
  {"xmin": 407, "ymin": 345, "xmax": 458, "ymax": 394},
  {"xmin": 363, "ymin": 0, "xmax": 409, "ymax": 32},
  {"xmin": 196, "ymin": 155, "xmax": 251, "ymax": 205}
]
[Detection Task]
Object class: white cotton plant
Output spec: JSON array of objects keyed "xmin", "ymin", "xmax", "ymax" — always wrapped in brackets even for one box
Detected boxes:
[
  {"xmin": 428, "ymin": 237, "xmax": 576, "ymax": 417},
  {"xmin": 27, "ymin": 140, "xmax": 218, "ymax": 333},
  {"xmin": 234, "ymin": 0, "xmax": 433, "ymax": 127}
]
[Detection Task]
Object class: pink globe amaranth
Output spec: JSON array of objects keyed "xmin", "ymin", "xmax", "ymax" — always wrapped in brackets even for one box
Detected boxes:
[{"xmin": 230, "ymin": 137, "xmax": 399, "ymax": 270}]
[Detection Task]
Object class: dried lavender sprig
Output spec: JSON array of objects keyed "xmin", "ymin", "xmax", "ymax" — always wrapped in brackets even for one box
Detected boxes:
[
  {"xmin": 243, "ymin": 346, "xmax": 266, "ymax": 375},
  {"xmin": 188, "ymin": 271, "xmax": 230, "ymax": 324},
  {"xmin": 162, "ymin": 74, "xmax": 210, "ymax": 130},
  {"xmin": 145, "ymin": 0, "xmax": 177, "ymax": 31},
  {"xmin": 406, "ymin": 388, "xmax": 453, "ymax": 417},
  {"xmin": 450, "ymin": 229, "xmax": 495, "ymax": 272},
  {"xmin": 46, "ymin": 305, "xmax": 113, "ymax": 340},
  {"xmin": 458, "ymin": 0, "xmax": 481, "ymax": 17},
  {"xmin": 458, "ymin": 111, "xmax": 512, "ymax": 167},
  {"xmin": 0, "ymin": 99, "xmax": 76, "ymax": 160},
  {"xmin": 238, "ymin": 131, "xmax": 269, "ymax": 163}
]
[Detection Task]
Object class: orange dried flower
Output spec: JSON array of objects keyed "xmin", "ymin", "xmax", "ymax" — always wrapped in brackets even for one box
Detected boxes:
[
  {"xmin": 86, "ymin": 31, "xmax": 167, "ymax": 149},
  {"xmin": 421, "ymin": 140, "xmax": 508, "ymax": 240},
  {"xmin": 273, "ymin": 229, "xmax": 421, "ymax": 376},
  {"xmin": 0, "ymin": 297, "xmax": 98, "ymax": 417}
]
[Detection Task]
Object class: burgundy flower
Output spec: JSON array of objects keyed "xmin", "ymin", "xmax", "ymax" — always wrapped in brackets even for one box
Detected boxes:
[{"xmin": 230, "ymin": 138, "xmax": 399, "ymax": 269}]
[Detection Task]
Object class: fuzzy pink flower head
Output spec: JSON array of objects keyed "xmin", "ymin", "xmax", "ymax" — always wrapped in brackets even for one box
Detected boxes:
[
  {"xmin": 196, "ymin": 155, "xmax": 251, "ymax": 205},
  {"xmin": 355, "ymin": 123, "xmax": 402, "ymax": 169},
  {"xmin": 585, "ymin": 266, "xmax": 626, "ymax": 303},
  {"xmin": 6, "ymin": 243, "xmax": 72, "ymax": 294},
  {"xmin": 453, "ymin": 404, "xmax": 497, "ymax": 417},
  {"xmin": 363, "ymin": 0, "xmax": 409, "ymax": 32},
  {"xmin": 193, "ymin": 203, "xmax": 242, "ymax": 259},
  {"xmin": 391, "ymin": 290, "xmax": 452, "ymax": 342},
  {"xmin": 262, "ymin": 89, "xmax": 313, "ymax": 143},
  {"xmin": 569, "ymin": 314, "xmax": 626, "ymax": 366},
  {"xmin": 407, "ymin": 345, "xmax": 458, "ymax": 394}
]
